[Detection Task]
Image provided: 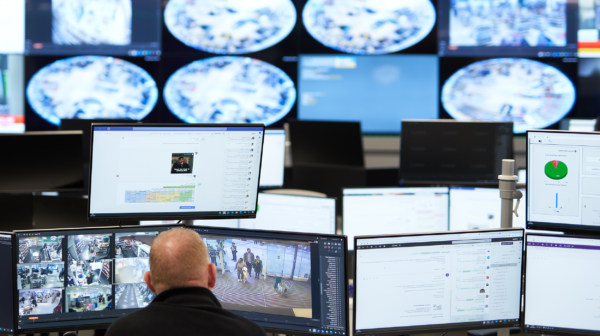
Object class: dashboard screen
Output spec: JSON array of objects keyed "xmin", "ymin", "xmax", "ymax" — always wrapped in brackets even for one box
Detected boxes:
[
  {"xmin": 0, "ymin": 0, "xmax": 24, "ymax": 54},
  {"xmin": 260, "ymin": 130, "xmax": 286, "ymax": 188}
]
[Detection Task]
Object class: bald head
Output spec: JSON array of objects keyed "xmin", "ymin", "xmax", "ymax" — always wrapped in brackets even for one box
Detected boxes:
[{"xmin": 144, "ymin": 228, "xmax": 216, "ymax": 294}]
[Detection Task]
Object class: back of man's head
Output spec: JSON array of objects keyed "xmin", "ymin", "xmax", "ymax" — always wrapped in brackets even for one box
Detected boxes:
[{"xmin": 147, "ymin": 228, "xmax": 215, "ymax": 293}]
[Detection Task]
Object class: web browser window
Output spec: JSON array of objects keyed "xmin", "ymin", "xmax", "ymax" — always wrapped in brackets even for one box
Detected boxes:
[{"xmin": 259, "ymin": 130, "xmax": 285, "ymax": 188}]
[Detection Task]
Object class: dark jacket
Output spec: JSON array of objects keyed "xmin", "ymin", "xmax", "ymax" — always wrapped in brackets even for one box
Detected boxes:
[
  {"xmin": 171, "ymin": 163, "xmax": 191, "ymax": 174},
  {"xmin": 105, "ymin": 286, "xmax": 266, "ymax": 336}
]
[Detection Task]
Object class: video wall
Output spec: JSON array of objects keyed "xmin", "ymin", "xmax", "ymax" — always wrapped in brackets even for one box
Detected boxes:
[{"xmin": 1, "ymin": 0, "xmax": 599, "ymax": 133}]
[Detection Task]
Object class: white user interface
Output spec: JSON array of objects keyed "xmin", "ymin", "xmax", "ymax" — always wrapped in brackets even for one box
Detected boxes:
[
  {"xmin": 0, "ymin": 0, "xmax": 24, "ymax": 54},
  {"xmin": 450, "ymin": 187, "xmax": 526, "ymax": 231},
  {"xmin": 525, "ymin": 234, "xmax": 600, "ymax": 334},
  {"xmin": 518, "ymin": 169, "xmax": 526, "ymax": 183},
  {"xmin": 568, "ymin": 119, "xmax": 596, "ymax": 132},
  {"xmin": 89, "ymin": 126, "xmax": 264, "ymax": 218},
  {"xmin": 343, "ymin": 187, "xmax": 449, "ymax": 250},
  {"xmin": 259, "ymin": 130, "xmax": 286, "ymax": 188},
  {"xmin": 527, "ymin": 131, "xmax": 600, "ymax": 228},
  {"xmin": 355, "ymin": 230, "xmax": 524, "ymax": 334}
]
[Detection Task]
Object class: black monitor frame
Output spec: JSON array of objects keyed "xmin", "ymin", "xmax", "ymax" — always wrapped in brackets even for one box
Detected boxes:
[
  {"xmin": 353, "ymin": 228, "xmax": 525, "ymax": 335},
  {"xmin": 526, "ymin": 129, "xmax": 600, "ymax": 234},
  {"xmin": 0, "ymin": 232, "xmax": 17, "ymax": 336},
  {"xmin": 88, "ymin": 123, "xmax": 266, "ymax": 222}
]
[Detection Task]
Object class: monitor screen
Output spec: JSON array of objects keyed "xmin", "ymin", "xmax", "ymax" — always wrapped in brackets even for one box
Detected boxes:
[
  {"xmin": 518, "ymin": 169, "xmax": 526, "ymax": 183},
  {"xmin": 239, "ymin": 193, "xmax": 336, "ymax": 234},
  {"xmin": 89, "ymin": 124, "xmax": 265, "ymax": 221},
  {"xmin": 559, "ymin": 119, "xmax": 597, "ymax": 132},
  {"xmin": 297, "ymin": 55, "xmax": 439, "ymax": 134},
  {"xmin": 400, "ymin": 121, "xmax": 514, "ymax": 184},
  {"xmin": 260, "ymin": 130, "xmax": 286, "ymax": 188},
  {"xmin": 354, "ymin": 228, "xmax": 524, "ymax": 335},
  {"xmin": 449, "ymin": 187, "xmax": 526, "ymax": 231},
  {"xmin": 579, "ymin": 0, "xmax": 600, "ymax": 57},
  {"xmin": 527, "ymin": 130, "xmax": 600, "ymax": 232},
  {"xmin": 0, "ymin": 132, "xmax": 84, "ymax": 193},
  {"xmin": 524, "ymin": 234, "xmax": 600, "ymax": 335},
  {"xmin": 0, "ymin": 0, "xmax": 24, "ymax": 54},
  {"xmin": 438, "ymin": 0, "xmax": 578, "ymax": 57},
  {"xmin": 24, "ymin": 0, "xmax": 162, "ymax": 56},
  {"xmin": 343, "ymin": 187, "xmax": 449, "ymax": 250},
  {"xmin": 191, "ymin": 225, "xmax": 348, "ymax": 335},
  {"xmin": 0, "ymin": 233, "xmax": 15, "ymax": 335},
  {"xmin": 0, "ymin": 55, "xmax": 25, "ymax": 133}
]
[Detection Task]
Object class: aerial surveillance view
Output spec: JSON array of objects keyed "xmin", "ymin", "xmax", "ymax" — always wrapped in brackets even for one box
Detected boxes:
[
  {"xmin": 441, "ymin": 58, "xmax": 575, "ymax": 134},
  {"xmin": 449, "ymin": 0, "xmax": 567, "ymax": 47},
  {"xmin": 302, "ymin": 0, "xmax": 436, "ymax": 55},
  {"xmin": 164, "ymin": 56, "xmax": 296, "ymax": 125},
  {"xmin": 52, "ymin": 0, "xmax": 132, "ymax": 46},
  {"xmin": 26, "ymin": 56, "xmax": 158, "ymax": 126},
  {"xmin": 164, "ymin": 0, "xmax": 297, "ymax": 54}
]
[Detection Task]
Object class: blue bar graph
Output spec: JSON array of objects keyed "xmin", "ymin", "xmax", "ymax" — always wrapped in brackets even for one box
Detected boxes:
[{"xmin": 556, "ymin": 193, "xmax": 558, "ymax": 208}]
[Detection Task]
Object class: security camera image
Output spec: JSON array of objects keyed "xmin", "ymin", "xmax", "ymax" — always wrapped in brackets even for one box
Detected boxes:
[
  {"xmin": 163, "ymin": 56, "xmax": 296, "ymax": 126},
  {"xmin": 17, "ymin": 263, "xmax": 64, "ymax": 290},
  {"xmin": 67, "ymin": 260, "xmax": 112, "ymax": 287},
  {"xmin": 164, "ymin": 0, "xmax": 296, "ymax": 54},
  {"xmin": 18, "ymin": 289, "xmax": 63, "ymax": 316},
  {"xmin": 52, "ymin": 0, "xmax": 132, "ymax": 46},
  {"xmin": 18, "ymin": 236, "xmax": 64, "ymax": 264},
  {"xmin": 441, "ymin": 58, "xmax": 575, "ymax": 134},
  {"xmin": 114, "ymin": 258, "xmax": 150, "ymax": 284},
  {"xmin": 302, "ymin": 0, "xmax": 436, "ymax": 55},
  {"xmin": 204, "ymin": 236, "xmax": 313, "ymax": 318},
  {"xmin": 68, "ymin": 234, "xmax": 111, "ymax": 261},
  {"xmin": 171, "ymin": 153, "xmax": 194, "ymax": 174},
  {"xmin": 115, "ymin": 232, "xmax": 158, "ymax": 258},
  {"xmin": 114, "ymin": 283, "xmax": 156, "ymax": 310},
  {"xmin": 449, "ymin": 0, "xmax": 567, "ymax": 47},
  {"xmin": 66, "ymin": 286, "xmax": 112, "ymax": 312},
  {"xmin": 26, "ymin": 56, "xmax": 159, "ymax": 126}
]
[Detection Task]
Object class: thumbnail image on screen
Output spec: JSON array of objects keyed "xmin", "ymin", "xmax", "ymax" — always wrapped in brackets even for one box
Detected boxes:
[
  {"xmin": 302, "ymin": 0, "xmax": 436, "ymax": 55},
  {"xmin": 441, "ymin": 58, "xmax": 576, "ymax": 134},
  {"xmin": 260, "ymin": 130, "xmax": 286, "ymax": 188},
  {"xmin": 298, "ymin": 55, "xmax": 439, "ymax": 133},
  {"xmin": 0, "ymin": 234, "xmax": 15, "ymax": 335},
  {"xmin": 578, "ymin": 0, "xmax": 600, "ymax": 57},
  {"xmin": 354, "ymin": 229, "xmax": 524, "ymax": 335},
  {"xmin": 0, "ymin": 0, "xmax": 24, "ymax": 54},
  {"xmin": 164, "ymin": 0, "xmax": 296, "ymax": 54},
  {"xmin": 163, "ymin": 56, "xmax": 296, "ymax": 126},
  {"xmin": 26, "ymin": 56, "xmax": 158, "ymax": 126},
  {"xmin": 0, "ymin": 55, "xmax": 25, "ymax": 133},
  {"xmin": 68, "ymin": 234, "xmax": 111, "ymax": 262},
  {"xmin": 524, "ymin": 234, "xmax": 600, "ymax": 335}
]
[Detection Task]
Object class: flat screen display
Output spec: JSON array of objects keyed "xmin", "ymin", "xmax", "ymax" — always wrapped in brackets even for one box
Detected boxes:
[
  {"xmin": 524, "ymin": 234, "xmax": 600, "ymax": 335},
  {"xmin": 0, "ymin": 0, "xmax": 24, "ymax": 54},
  {"xmin": 88, "ymin": 124, "xmax": 265, "ymax": 221},
  {"xmin": 343, "ymin": 187, "xmax": 449, "ymax": 250},
  {"xmin": 260, "ymin": 130, "xmax": 286, "ymax": 188},
  {"xmin": 0, "ymin": 55, "xmax": 25, "ymax": 133},
  {"xmin": 297, "ymin": 55, "xmax": 439, "ymax": 134},
  {"xmin": 400, "ymin": 121, "xmax": 513, "ymax": 184},
  {"xmin": 354, "ymin": 229, "xmax": 524, "ymax": 335},
  {"xmin": 24, "ymin": 0, "xmax": 161, "ymax": 56},
  {"xmin": 559, "ymin": 119, "xmax": 597, "ymax": 132},
  {"xmin": 579, "ymin": 0, "xmax": 600, "ymax": 57},
  {"xmin": 527, "ymin": 130, "xmax": 600, "ymax": 232},
  {"xmin": 0, "ymin": 233, "xmax": 15, "ymax": 335}
]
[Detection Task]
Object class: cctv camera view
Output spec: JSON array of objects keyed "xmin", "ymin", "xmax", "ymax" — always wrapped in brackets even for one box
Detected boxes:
[
  {"xmin": 68, "ymin": 234, "xmax": 111, "ymax": 261},
  {"xmin": 17, "ymin": 263, "xmax": 64, "ymax": 290},
  {"xmin": 114, "ymin": 283, "xmax": 156, "ymax": 309},
  {"xmin": 115, "ymin": 232, "xmax": 158, "ymax": 258},
  {"xmin": 171, "ymin": 153, "xmax": 194, "ymax": 174},
  {"xmin": 18, "ymin": 236, "xmax": 64, "ymax": 264},
  {"xmin": 66, "ymin": 285, "xmax": 112, "ymax": 312},
  {"xmin": 18, "ymin": 289, "xmax": 63, "ymax": 316},
  {"xmin": 164, "ymin": 0, "xmax": 297, "ymax": 54},
  {"xmin": 67, "ymin": 260, "xmax": 112, "ymax": 287}
]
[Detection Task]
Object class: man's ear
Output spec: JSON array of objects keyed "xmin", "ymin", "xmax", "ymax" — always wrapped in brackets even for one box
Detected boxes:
[
  {"xmin": 144, "ymin": 271, "xmax": 156, "ymax": 293},
  {"xmin": 207, "ymin": 263, "xmax": 217, "ymax": 290}
]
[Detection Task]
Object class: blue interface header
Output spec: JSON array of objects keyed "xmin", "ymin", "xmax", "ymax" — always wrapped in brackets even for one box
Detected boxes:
[{"xmin": 93, "ymin": 127, "xmax": 263, "ymax": 132}]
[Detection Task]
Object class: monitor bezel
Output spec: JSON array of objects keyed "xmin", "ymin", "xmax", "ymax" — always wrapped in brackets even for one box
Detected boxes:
[
  {"xmin": 523, "ymin": 232, "xmax": 600, "ymax": 336},
  {"xmin": 353, "ymin": 227, "xmax": 525, "ymax": 335},
  {"xmin": 526, "ymin": 129, "xmax": 600, "ymax": 234},
  {"xmin": 87, "ymin": 123, "xmax": 266, "ymax": 222},
  {"xmin": 259, "ymin": 129, "xmax": 286, "ymax": 190},
  {"xmin": 399, "ymin": 120, "xmax": 514, "ymax": 186},
  {"xmin": 0, "ymin": 232, "xmax": 17, "ymax": 336}
]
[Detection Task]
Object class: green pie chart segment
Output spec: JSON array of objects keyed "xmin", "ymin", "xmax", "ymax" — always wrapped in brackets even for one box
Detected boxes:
[{"xmin": 545, "ymin": 160, "xmax": 568, "ymax": 180}]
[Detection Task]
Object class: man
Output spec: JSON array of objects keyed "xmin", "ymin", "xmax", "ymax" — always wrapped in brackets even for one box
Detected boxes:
[
  {"xmin": 230, "ymin": 242, "xmax": 237, "ymax": 261},
  {"xmin": 253, "ymin": 256, "xmax": 263, "ymax": 279},
  {"xmin": 171, "ymin": 157, "xmax": 191, "ymax": 174},
  {"xmin": 105, "ymin": 228, "xmax": 265, "ymax": 336},
  {"xmin": 243, "ymin": 248, "xmax": 254, "ymax": 277}
]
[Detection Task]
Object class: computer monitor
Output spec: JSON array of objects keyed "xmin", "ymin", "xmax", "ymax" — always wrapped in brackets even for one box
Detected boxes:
[
  {"xmin": 239, "ymin": 193, "xmax": 336, "ymax": 234},
  {"xmin": 343, "ymin": 187, "xmax": 449, "ymax": 250},
  {"xmin": 449, "ymin": 187, "xmax": 526, "ymax": 231},
  {"xmin": 88, "ymin": 124, "xmax": 265, "ymax": 221},
  {"xmin": 0, "ymin": 131, "xmax": 84, "ymax": 193},
  {"xmin": 0, "ymin": 0, "xmax": 24, "ymax": 54},
  {"xmin": 24, "ymin": 0, "xmax": 162, "ymax": 56},
  {"xmin": 260, "ymin": 129, "xmax": 286, "ymax": 188},
  {"xmin": 354, "ymin": 228, "xmax": 524, "ymax": 335},
  {"xmin": 559, "ymin": 119, "xmax": 597, "ymax": 132},
  {"xmin": 524, "ymin": 233, "xmax": 600, "ymax": 335},
  {"xmin": 527, "ymin": 130, "xmax": 600, "ymax": 233},
  {"xmin": 297, "ymin": 55, "xmax": 439, "ymax": 134},
  {"xmin": 0, "ymin": 54, "xmax": 25, "ymax": 133},
  {"xmin": 0, "ymin": 232, "xmax": 16, "ymax": 335},
  {"xmin": 400, "ymin": 120, "xmax": 514, "ymax": 185},
  {"xmin": 191, "ymin": 225, "xmax": 349, "ymax": 335}
]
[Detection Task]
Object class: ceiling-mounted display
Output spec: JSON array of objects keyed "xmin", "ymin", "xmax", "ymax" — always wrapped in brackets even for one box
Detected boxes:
[
  {"xmin": 441, "ymin": 58, "xmax": 576, "ymax": 134},
  {"xmin": 302, "ymin": 0, "xmax": 436, "ymax": 55},
  {"xmin": 26, "ymin": 56, "xmax": 158, "ymax": 126},
  {"xmin": 163, "ymin": 56, "xmax": 296, "ymax": 125},
  {"xmin": 164, "ymin": 0, "xmax": 297, "ymax": 54}
]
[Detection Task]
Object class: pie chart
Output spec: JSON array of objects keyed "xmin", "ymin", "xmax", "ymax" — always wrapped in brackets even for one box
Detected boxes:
[{"xmin": 545, "ymin": 160, "xmax": 568, "ymax": 180}]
